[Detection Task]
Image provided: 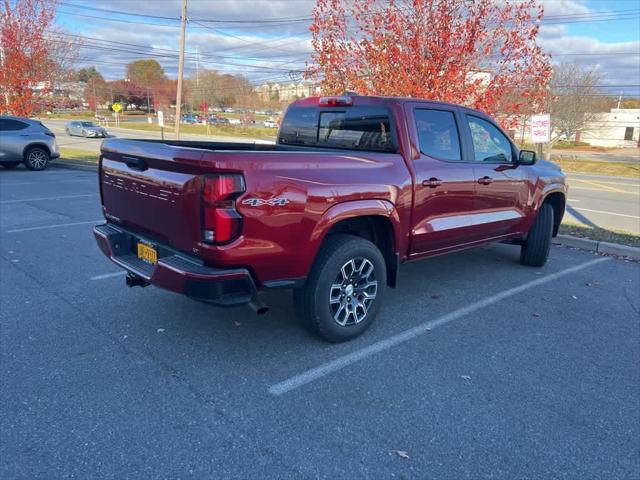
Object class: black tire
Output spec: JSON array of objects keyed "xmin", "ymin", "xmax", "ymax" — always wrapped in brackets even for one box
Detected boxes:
[
  {"xmin": 520, "ymin": 203, "xmax": 554, "ymax": 267},
  {"xmin": 24, "ymin": 146, "xmax": 50, "ymax": 171},
  {"xmin": 294, "ymin": 234, "xmax": 386, "ymax": 342},
  {"xmin": 1, "ymin": 162, "xmax": 21, "ymax": 169}
]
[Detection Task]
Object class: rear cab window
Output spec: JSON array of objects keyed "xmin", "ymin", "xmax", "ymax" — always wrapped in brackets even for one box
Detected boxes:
[{"xmin": 278, "ymin": 106, "xmax": 396, "ymax": 152}]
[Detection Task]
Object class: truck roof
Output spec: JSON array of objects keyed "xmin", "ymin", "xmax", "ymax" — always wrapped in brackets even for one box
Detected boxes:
[{"xmin": 289, "ymin": 95, "xmax": 488, "ymax": 117}]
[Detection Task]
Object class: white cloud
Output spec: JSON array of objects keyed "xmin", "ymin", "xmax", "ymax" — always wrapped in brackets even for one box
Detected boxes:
[
  {"xmin": 64, "ymin": 0, "xmax": 639, "ymax": 94},
  {"xmin": 539, "ymin": 0, "xmax": 590, "ymax": 17}
]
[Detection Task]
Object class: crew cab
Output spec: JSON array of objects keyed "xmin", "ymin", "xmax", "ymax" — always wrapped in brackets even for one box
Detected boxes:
[{"xmin": 94, "ymin": 96, "xmax": 567, "ymax": 342}]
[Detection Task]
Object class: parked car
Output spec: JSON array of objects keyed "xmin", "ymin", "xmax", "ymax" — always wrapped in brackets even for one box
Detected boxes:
[
  {"xmin": 93, "ymin": 95, "xmax": 566, "ymax": 342},
  {"xmin": 0, "ymin": 116, "xmax": 59, "ymax": 170},
  {"xmin": 207, "ymin": 116, "xmax": 230, "ymax": 126},
  {"xmin": 181, "ymin": 113, "xmax": 199, "ymax": 124},
  {"xmin": 65, "ymin": 120, "xmax": 108, "ymax": 138},
  {"xmin": 263, "ymin": 120, "xmax": 278, "ymax": 128}
]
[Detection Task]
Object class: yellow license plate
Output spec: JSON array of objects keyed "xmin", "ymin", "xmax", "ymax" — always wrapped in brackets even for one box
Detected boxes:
[{"xmin": 137, "ymin": 243, "xmax": 157, "ymax": 265}]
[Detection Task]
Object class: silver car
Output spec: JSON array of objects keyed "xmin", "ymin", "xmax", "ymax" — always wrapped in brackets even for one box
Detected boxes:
[
  {"xmin": 0, "ymin": 116, "xmax": 60, "ymax": 170},
  {"xmin": 65, "ymin": 120, "xmax": 108, "ymax": 138}
]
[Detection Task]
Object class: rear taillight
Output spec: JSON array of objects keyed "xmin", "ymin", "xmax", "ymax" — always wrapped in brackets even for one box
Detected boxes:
[{"xmin": 201, "ymin": 174, "xmax": 245, "ymax": 244}]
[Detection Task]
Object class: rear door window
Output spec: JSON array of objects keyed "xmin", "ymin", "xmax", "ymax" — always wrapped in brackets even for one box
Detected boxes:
[
  {"xmin": 414, "ymin": 109, "xmax": 462, "ymax": 161},
  {"xmin": 0, "ymin": 119, "xmax": 29, "ymax": 131},
  {"xmin": 279, "ymin": 106, "xmax": 396, "ymax": 152}
]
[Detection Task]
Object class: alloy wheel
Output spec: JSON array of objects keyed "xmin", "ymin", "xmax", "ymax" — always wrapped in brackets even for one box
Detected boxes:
[
  {"xmin": 28, "ymin": 150, "xmax": 48, "ymax": 169},
  {"xmin": 329, "ymin": 257, "xmax": 378, "ymax": 326}
]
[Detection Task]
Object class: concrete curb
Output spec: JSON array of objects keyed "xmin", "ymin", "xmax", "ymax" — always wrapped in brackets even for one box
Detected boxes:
[
  {"xmin": 554, "ymin": 234, "xmax": 640, "ymax": 260},
  {"xmin": 51, "ymin": 159, "xmax": 98, "ymax": 172}
]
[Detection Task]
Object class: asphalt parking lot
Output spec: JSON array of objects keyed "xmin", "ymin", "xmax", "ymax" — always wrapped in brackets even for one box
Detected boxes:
[{"xmin": 1, "ymin": 167, "xmax": 639, "ymax": 479}]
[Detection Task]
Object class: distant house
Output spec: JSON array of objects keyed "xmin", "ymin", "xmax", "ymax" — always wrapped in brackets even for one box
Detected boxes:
[
  {"xmin": 253, "ymin": 81, "xmax": 319, "ymax": 102},
  {"xmin": 578, "ymin": 108, "xmax": 640, "ymax": 148},
  {"xmin": 33, "ymin": 81, "xmax": 86, "ymax": 102}
]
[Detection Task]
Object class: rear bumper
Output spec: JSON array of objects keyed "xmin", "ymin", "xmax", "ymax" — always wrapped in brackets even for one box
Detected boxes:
[{"xmin": 93, "ymin": 223, "xmax": 257, "ymax": 307}]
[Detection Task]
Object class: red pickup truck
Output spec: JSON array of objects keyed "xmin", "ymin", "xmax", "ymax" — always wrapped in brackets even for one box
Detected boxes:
[{"xmin": 94, "ymin": 95, "xmax": 567, "ymax": 341}]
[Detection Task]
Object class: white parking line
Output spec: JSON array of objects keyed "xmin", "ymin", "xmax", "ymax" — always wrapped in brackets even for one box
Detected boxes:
[
  {"xmin": 7, "ymin": 220, "xmax": 102, "ymax": 233},
  {"xmin": 0, "ymin": 194, "xmax": 96, "ymax": 204},
  {"xmin": 90, "ymin": 271, "xmax": 126, "ymax": 281},
  {"xmin": 573, "ymin": 208, "xmax": 640, "ymax": 219},
  {"xmin": 0, "ymin": 179, "xmax": 95, "ymax": 186},
  {"xmin": 268, "ymin": 257, "xmax": 611, "ymax": 396}
]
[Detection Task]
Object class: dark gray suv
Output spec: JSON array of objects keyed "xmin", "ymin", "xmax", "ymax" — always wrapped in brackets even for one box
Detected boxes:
[{"xmin": 0, "ymin": 116, "xmax": 60, "ymax": 170}]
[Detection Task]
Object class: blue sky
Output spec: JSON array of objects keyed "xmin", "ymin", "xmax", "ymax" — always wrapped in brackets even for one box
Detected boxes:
[{"xmin": 53, "ymin": 0, "xmax": 640, "ymax": 94}]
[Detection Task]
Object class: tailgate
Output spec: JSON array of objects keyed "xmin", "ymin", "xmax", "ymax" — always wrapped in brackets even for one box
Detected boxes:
[{"xmin": 99, "ymin": 139, "xmax": 205, "ymax": 254}]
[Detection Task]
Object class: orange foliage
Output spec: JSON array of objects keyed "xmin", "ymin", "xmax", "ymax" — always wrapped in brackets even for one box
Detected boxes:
[
  {"xmin": 307, "ymin": 0, "xmax": 552, "ymax": 127},
  {"xmin": 0, "ymin": 0, "xmax": 58, "ymax": 116}
]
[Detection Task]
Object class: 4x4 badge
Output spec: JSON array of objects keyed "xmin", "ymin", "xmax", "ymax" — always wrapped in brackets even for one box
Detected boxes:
[{"xmin": 242, "ymin": 197, "xmax": 289, "ymax": 207}]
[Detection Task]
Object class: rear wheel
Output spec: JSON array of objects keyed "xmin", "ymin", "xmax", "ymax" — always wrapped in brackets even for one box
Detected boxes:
[
  {"xmin": 65, "ymin": 128, "xmax": 71, "ymax": 136},
  {"xmin": 24, "ymin": 147, "xmax": 50, "ymax": 171},
  {"xmin": 294, "ymin": 234, "xmax": 386, "ymax": 342},
  {"xmin": 1, "ymin": 162, "xmax": 21, "ymax": 169},
  {"xmin": 520, "ymin": 203, "xmax": 554, "ymax": 267}
]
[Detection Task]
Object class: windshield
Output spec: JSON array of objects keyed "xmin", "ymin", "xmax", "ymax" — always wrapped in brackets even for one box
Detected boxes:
[{"xmin": 81, "ymin": 122, "xmax": 96, "ymax": 127}]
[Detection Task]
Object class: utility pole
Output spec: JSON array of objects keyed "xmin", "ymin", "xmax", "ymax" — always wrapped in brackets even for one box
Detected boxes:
[
  {"xmin": 174, "ymin": 0, "xmax": 188, "ymax": 139},
  {"xmin": 196, "ymin": 47, "xmax": 200, "ymax": 88}
]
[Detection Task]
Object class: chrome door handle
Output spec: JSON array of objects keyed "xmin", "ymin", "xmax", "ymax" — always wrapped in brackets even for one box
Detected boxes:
[
  {"xmin": 478, "ymin": 176, "xmax": 493, "ymax": 185},
  {"xmin": 422, "ymin": 178, "xmax": 443, "ymax": 188}
]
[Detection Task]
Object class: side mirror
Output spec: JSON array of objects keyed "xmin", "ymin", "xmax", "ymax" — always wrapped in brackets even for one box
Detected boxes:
[{"xmin": 518, "ymin": 150, "xmax": 537, "ymax": 165}]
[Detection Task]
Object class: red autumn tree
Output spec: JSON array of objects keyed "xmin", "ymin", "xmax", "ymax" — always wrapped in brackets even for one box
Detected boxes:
[
  {"xmin": 307, "ymin": 0, "xmax": 552, "ymax": 126},
  {"xmin": 0, "ymin": 0, "xmax": 59, "ymax": 116}
]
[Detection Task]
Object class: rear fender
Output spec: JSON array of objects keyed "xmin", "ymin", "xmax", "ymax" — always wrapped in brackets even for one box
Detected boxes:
[{"xmin": 306, "ymin": 199, "xmax": 401, "ymax": 277}]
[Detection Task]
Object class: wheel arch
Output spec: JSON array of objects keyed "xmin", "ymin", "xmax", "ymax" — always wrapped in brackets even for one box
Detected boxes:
[
  {"xmin": 310, "ymin": 200, "xmax": 401, "ymax": 287},
  {"xmin": 541, "ymin": 190, "xmax": 566, "ymax": 237},
  {"xmin": 22, "ymin": 142, "xmax": 51, "ymax": 160}
]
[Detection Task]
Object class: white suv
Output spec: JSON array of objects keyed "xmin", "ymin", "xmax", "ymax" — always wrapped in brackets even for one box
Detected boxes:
[{"xmin": 0, "ymin": 116, "xmax": 59, "ymax": 170}]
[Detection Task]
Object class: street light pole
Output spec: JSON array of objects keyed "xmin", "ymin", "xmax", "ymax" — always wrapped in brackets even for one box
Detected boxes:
[{"xmin": 174, "ymin": 0, "xmax": 188, "ymax": 139}]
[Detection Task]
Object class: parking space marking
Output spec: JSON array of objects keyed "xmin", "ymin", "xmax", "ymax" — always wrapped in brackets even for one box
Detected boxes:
[
  {"xmin": 268, "ymin": 257, "xmax": 611, "ymax": 396},
  {"xmin": 569, "ymin": 186, "xmax": 638, "ymax": 196},
  {"xmin": 0, "ymin": 194, "xmax": 97, "ymax": 204},
  {"xmin": 90, "ymin": 271, "xmax": 126, "ymax": 280},
  {"xmin": 573, "ymin": 208, "xmax": 639, "ymax": 219},
  {"xmin": 0, "ymin": 179, "xmax": 95, "ymax": 186},
  {"xmin": 573, "ymin": 179, "xmax": 629, "ymax": 194},
  {"xmin": 7, "ymin": 220, "xmax": 102, "ymax": 233}
]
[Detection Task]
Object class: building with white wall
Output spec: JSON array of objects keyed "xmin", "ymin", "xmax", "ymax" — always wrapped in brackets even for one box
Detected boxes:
[
  {"xmin": 579, "ymin": 108, "xmax": 640, "ymax": 148},
  {"xmin": 253, "ymin": 82, "xmax": 319, "ymax": 102}
]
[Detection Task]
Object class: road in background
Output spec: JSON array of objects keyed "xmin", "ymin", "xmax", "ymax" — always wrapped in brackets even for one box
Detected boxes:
[
  {"xmin": 42, "ymin": 119, "xmax": 275, "ymax": 154},
  {"xmin": 567, "ymin": 173, "xmax": 640, "ymax": 234},
  {"xmin": 1, "ymin": 166, "xmax": 638, "ymax": 479}
]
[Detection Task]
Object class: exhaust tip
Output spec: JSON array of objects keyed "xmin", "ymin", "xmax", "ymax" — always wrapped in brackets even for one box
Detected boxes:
[
  {"xmin": 248, "ymin": 299, "xmax": 269, "ymax": 315},
  {"xmin": 126, "ymin": 273, "xmax": 149, "ymax": 288}
]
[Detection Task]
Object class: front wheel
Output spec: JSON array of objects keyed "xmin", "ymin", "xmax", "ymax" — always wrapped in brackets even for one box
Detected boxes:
[
  {"xmin": 294, "ymin": 234, "xmax": 386, "ymax": 342},
  {"xmin": 24, "ymin": 147, "xmax": 50, "ymax": 171},
  {"xmin": 520, "ymin": 203, "xmax": 554, "ymax": 267}
]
